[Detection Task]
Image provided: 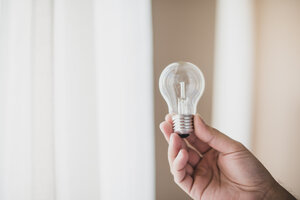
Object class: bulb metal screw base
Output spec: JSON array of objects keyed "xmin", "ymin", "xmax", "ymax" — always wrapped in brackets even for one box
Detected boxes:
[{"xmin": 172, "ymin": 114, "xmax": 194, "ymax": 138}]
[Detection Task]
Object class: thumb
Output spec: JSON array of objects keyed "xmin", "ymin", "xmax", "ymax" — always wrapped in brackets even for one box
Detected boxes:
[{"xmin": 194, "ymin": 114, "xmax": 244, "ymax": 154}]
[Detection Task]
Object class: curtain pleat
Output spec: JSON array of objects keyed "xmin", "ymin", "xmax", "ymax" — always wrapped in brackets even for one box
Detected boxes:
[
  {"xmin": 0, "ymin": 1, "xmax": 33, "ymax": 199},
  {"xmin": 212, "ymin": 0, "xmax": 254, "ymax": 148},
  {"xmin": 94, "ymin": 0, "xmax": 154, "ymax": 199}
]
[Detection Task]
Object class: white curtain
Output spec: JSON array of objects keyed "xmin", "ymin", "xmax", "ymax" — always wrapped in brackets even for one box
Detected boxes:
[
  {"xmin": 0, "ymin": 0, "xmax": 154, "ymax": 200},
  {"xmin": 212, "ymin": 0, "xmax": 254, "ymax": 148}
]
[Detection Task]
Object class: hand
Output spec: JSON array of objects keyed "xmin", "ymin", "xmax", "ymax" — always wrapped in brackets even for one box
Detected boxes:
[{"xmin": 160, "ymin": 114, "xmax": 296, "ymax": 200}]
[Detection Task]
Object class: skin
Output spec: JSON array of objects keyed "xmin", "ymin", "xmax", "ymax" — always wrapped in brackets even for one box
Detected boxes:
[{"xmin": 160, "ymin": 114, "xmax": 296, "ymax": 200}]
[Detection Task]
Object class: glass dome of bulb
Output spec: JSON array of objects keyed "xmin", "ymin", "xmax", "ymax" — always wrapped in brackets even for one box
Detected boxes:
[{"xmin": 159, "ymin": 61, "xmax": 205, "ymax": 115}]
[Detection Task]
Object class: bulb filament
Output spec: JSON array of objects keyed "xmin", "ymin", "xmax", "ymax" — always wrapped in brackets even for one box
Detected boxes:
[
  {"xmin": 178, "ymin": 82, "xmax": 187, "ymax": 114},
  {"xmin": 180, "ymin": 82, "xmax": 186, "ymax": 99}
]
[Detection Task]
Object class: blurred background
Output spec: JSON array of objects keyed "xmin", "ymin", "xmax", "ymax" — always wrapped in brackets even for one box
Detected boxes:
[{"xmin": 0, "ymin": 0, "xmax": 299, "ymax": 200}]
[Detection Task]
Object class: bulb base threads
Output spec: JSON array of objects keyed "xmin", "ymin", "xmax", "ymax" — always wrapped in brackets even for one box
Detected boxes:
[{"xmin": 172, "ymin": 114, "xmax": 194, "ymax": 138}]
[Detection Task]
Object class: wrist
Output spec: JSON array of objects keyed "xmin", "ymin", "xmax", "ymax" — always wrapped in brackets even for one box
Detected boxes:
[{"xmin": 264, "ymin": 181, "xmax": 296, "ymax": 200}]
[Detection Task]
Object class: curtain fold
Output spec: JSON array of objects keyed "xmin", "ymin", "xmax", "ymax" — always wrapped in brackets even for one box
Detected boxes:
[
  {"xmin": 212, "ymin": 0, "xmax": 254, "ymax": 148},
  {"xmin": 94, "ymin": 1, "xmax": 154, "ymax": 199},
  {"xmin": 53, "ymin": 0, "xmax": 99, "ymax": 199},
  {"xmin": 0, "ymin": 0, "xmax": 33, "ymax": 199},
  {"xmin": 0, "ymin": 0, "xmax": 154, "ymax": 199}
]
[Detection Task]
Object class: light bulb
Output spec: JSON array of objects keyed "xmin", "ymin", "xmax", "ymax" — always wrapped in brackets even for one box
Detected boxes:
[{"xmin": 159, "ymin": 62, "xmax": 205, "ymax": 138}]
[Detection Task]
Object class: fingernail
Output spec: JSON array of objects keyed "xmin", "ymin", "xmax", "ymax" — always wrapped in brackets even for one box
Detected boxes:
[{"xmin": 164, "ymin": 115, "xmax": 169, "ymax": 121}]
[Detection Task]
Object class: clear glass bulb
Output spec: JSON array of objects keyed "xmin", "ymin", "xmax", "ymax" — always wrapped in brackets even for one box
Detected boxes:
[{"xmin": 159, "ymin": 62, "xmax": 205, "ymax": 138}]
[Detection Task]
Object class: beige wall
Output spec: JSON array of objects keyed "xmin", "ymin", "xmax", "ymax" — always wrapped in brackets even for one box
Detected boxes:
[
  {"xmin": 152, "ymin": 0, "xmax": 216, "ymax": 199},
  {"xmin": 253, "ymin": 0, "xmax": 300, "ymax": 197}
]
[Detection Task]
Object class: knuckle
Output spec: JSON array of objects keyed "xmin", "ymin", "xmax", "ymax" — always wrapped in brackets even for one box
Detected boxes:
[
  {"xmin": 169, "ymin": 163, "xmax": 176, "ymax": 175},
  {"xmin": 169, "ymin": 167, "xmax": 174, "ymax": 175},
  {"xmin": 173, "ymin": 175, "xmax": 180, "ymax": 184}
]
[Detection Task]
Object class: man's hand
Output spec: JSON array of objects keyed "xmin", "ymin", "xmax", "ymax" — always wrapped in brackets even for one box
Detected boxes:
[{"xmin": 160, "ymin": 114, "xmax": 295, "ymax": 200}]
